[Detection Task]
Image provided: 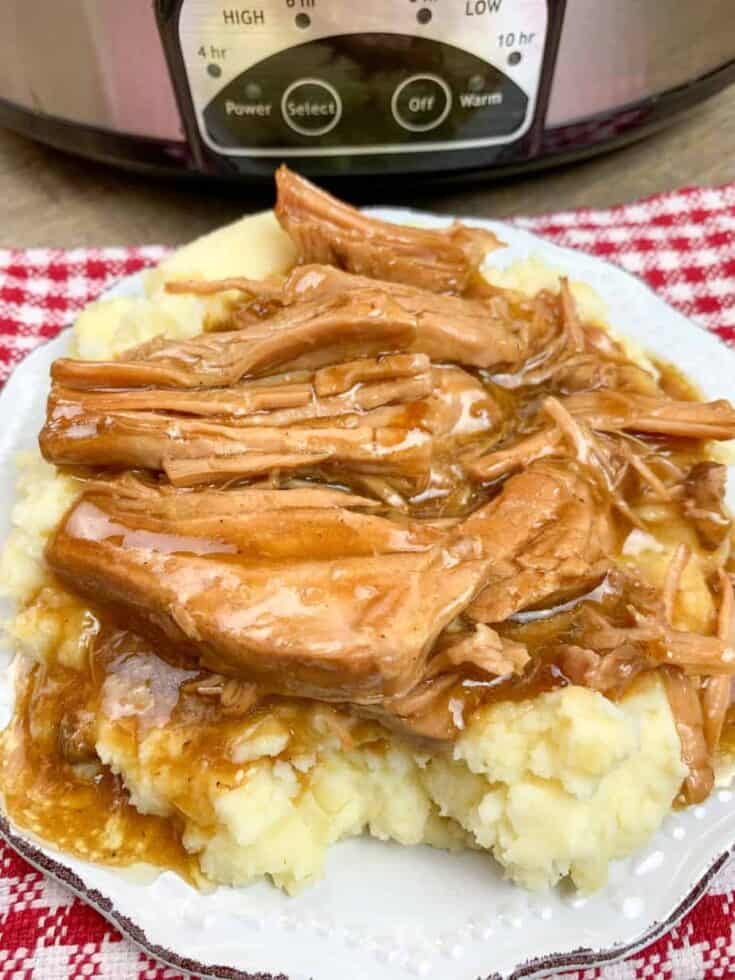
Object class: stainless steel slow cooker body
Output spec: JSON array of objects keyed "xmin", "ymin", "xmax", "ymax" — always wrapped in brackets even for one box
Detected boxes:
[{"xmin": 0, "ymin": 0, "xmax": 733, "ymax": 182}]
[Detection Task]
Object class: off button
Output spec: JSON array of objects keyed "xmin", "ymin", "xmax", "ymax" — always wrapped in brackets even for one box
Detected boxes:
[
  {"xmin": 281, "ymin": 78, "xmax": 342, "ymax": 136},
  {"xmin": 392, "ymin": 74, "xmax": 452, "ymax": 133}
]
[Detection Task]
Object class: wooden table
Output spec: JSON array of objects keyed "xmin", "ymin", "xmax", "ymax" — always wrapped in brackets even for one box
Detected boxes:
[{"xmin": 2, "ymin": 88, "xmax": 734, "ymax": 249}]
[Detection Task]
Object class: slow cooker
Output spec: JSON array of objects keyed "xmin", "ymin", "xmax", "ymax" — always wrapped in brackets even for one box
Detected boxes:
[{"xmin": 1, "ymin": 0, "xmax": 733, "ymax": 184}]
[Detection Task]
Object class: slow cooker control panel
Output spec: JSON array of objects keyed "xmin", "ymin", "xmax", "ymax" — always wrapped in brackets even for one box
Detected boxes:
[{"xmin": 177, "ymin": 0, "xmax": 548, "ymax": 158}]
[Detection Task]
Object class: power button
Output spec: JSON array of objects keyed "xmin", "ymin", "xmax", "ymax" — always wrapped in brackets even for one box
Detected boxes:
[{"xmin": 391, "ymin": 74, "xmax": 452, "ymax": 133}]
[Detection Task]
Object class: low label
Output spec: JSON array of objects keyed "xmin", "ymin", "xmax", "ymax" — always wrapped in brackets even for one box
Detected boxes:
[{"xmin": 465, "ymin": 0, "xmax": 503, "ymax": 15}]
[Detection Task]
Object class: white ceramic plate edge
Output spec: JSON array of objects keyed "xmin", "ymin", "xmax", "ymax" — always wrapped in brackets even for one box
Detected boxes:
[{"xmin": 0, "ymin": 211, "xmax": 733, "ymax": 980}]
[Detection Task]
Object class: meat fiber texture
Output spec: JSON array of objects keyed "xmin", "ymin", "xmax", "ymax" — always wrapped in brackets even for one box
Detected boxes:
[{"xmin": 0, "ymin": 209, "xmax": 696, "ymax": 894}]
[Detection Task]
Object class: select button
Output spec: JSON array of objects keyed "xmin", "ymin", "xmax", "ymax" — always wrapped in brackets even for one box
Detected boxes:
[
  {"xmin": 281, "ymin": 78, "xmax": 342, "ymax": 136},
  {"xmin": 392, "ymin": 74, "xmax": 452, "ymax": 133}
]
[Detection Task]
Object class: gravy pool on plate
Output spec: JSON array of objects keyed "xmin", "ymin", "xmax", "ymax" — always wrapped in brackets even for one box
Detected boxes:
[{"xmin": 1, "ymin": 168, "xmax": 734, "ymax": 894}]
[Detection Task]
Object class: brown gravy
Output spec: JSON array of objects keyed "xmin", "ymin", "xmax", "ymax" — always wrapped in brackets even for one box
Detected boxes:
[
  {"xmin": 1, "ymin": 635, "xmax": 198, "ymax": 881},
  {"xmin": 2, "ymin": 299, "xmax": 732, "ymax": 883},
  {"xmin": 0, "ymin": 585, "xmax": 392, "ymax": 879}
]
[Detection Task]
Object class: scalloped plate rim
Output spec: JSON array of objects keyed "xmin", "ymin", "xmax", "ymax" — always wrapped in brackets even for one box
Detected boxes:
[{"xmin": 0, "ymin": 210, "xmax": 733, "ymax": 980}]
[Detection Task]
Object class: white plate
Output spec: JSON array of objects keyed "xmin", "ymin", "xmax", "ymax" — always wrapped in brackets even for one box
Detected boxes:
[{"xmin": 0, "ymin": 212, "xmax": 734, "ymax": 980}]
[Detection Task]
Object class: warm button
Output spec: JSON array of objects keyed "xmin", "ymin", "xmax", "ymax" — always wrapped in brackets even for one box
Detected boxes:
[
  {"xmin": 281, "ymin": 78, "xmax": 342, "ymax": 136},
  {"xmin": 391, "ymin": 74, "xmax": 452, "ymax": 133}
]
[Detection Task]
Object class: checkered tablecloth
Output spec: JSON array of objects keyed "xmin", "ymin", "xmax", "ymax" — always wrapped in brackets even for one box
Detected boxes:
[{"xmin": 0, "ymin": 184, "xmax": 734, "ymax": 979}]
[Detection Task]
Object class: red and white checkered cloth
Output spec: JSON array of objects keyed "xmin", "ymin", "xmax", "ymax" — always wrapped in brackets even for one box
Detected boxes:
[{"xmin": 1, "ymin": 184, "xmax": 734, "ymax": 979}]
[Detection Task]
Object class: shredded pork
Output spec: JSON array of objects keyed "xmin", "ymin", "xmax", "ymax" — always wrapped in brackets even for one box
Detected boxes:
[
  {"xmin": 33, "ymin": 169, "xmax": 735, "ymax": 803},
  {"xmin": 274, "ymin": 166, "xmax": 500, "ymax": 294}
]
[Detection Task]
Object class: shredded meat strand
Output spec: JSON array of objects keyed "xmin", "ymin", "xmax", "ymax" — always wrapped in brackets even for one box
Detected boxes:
[
  {"xmin": 32, "ymin": 169, "xmax": 735, "ymax": 812},
  {"xmin": 661, "ymin": 667, "xmax": 714, "ymax": 805},
  {"xmin": 274, "ymin": 165, "xmax": 500, "ymax": 294},
  {"xmin": 559, "ymin": 278, "xmax": 586, "ymax": 354},
  {"xmin": 663, "ymin": 544, "xmax": 691, "ymax": 626},
  {"xmin": 703, "ymin": 570, "xmax": 735, "ymax": 752}
]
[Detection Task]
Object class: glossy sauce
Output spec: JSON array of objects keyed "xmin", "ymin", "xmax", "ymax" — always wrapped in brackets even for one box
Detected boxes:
[
  {"xmin": 0, "ymin": 594, "xmax": 198, "ymax": 881},
  {"xmin": 4, "ymin": 285, "xmax": 733, "ymax": 880},
  {"xmin": 0, "ymin": 584, "xmax": 391, "ymax": 877},
  {"xmin": 720, "ymin": 707, "xmax": 735, "ymax": 759}
]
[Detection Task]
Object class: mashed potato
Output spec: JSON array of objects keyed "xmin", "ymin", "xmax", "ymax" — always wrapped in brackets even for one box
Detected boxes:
[
  {"xmin": 72, "ymin": 212, "xmax": 297, "ymax": 360},
  {"xmin": 425, "ymin": 682, "xmax": 684, "ymax": 892},
  {"xmin": 0, "ymin": 453, "xmax": 78, "ymax": 605},
  {"xmin": 93, "ymin": 657, "xmax": 682, "ymax": 895},
  {"xmin": 483, "ymin": 255, "xmax": 660, "ymax": 379},
  {"xmin": 0, "ymin": 211, "xmax": 710, "ymax": 896}
]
